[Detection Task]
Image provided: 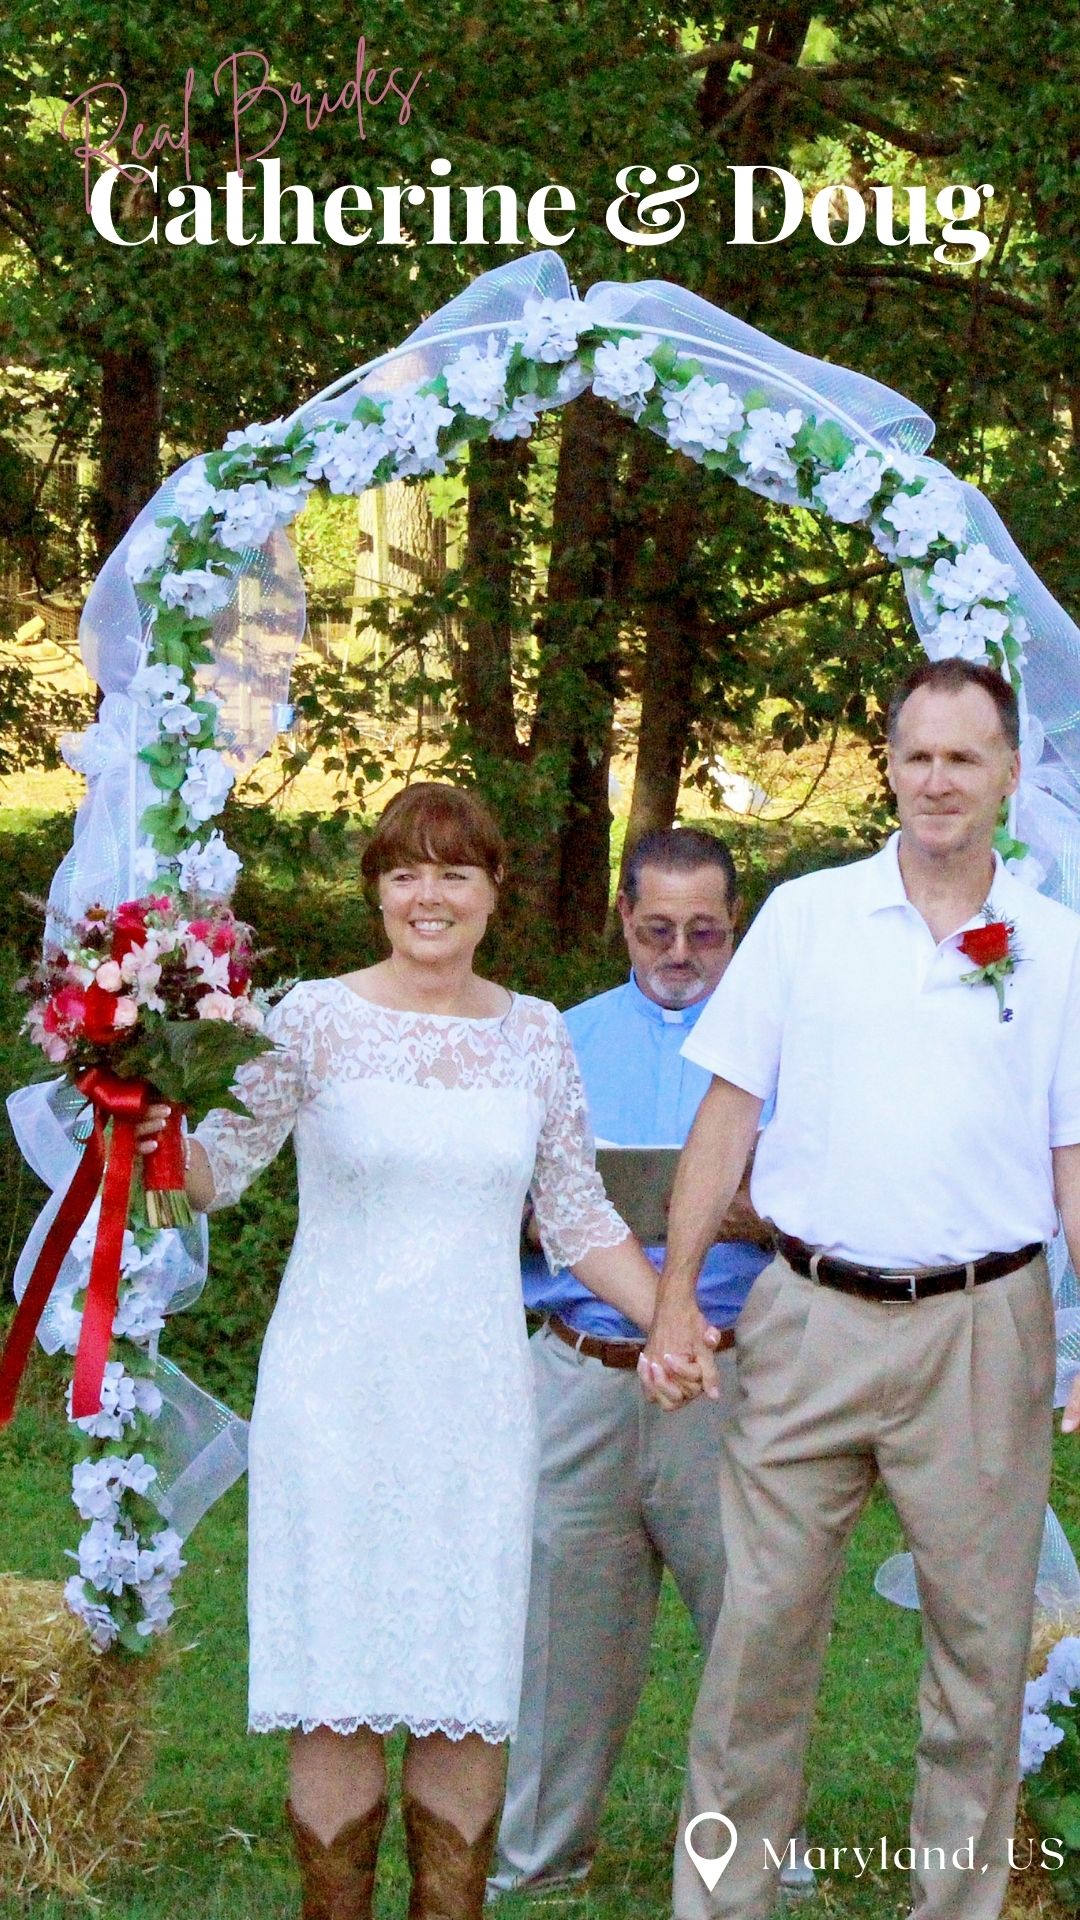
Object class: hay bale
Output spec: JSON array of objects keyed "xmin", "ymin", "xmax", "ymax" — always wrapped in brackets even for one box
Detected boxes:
[
  {"xmin": 0, "ymin": 1574, "xmax": 159, "ymax": 1898},
  {"xmin": 1031, "ymin": 1611, "xmax": 1080, "ymax": 1675}
]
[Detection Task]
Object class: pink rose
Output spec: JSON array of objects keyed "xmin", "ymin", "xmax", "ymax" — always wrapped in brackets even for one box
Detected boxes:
[
  {"xmin": 195, "ymin": 990, "xmax": 236, "ymax": 1022},
  {"xmin": 112, "ymin": 997, "xmax": 139, "ymax": 1028}
]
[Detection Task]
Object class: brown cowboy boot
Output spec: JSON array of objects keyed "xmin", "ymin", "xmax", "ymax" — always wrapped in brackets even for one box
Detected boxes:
[
  {"xmin": 285, "ymin": 1797, "xmax": 388, "ymax": 1920},
  {"xmin": 402, "ymin": 1794, "xmax": 500, "ymax": 1920}
]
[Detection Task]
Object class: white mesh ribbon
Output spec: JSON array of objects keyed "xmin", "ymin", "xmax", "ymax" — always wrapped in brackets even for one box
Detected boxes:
[
  {"xmin": 290, "ymin": 250, "xmax": 579, "ymax": 425},
  {"xmin": 50, "ymin": 458, "xmax": 306, "ymax": 925},
  {"xmin": 580, "ymin": 275, "xmax": 934, "ymax": 456},
  {"xmin": 6, "ymin": 1079, "xmax": 209, "ymax": 1352},
  {"xmin": 5, "ymin": 1079, "xmax": 245, "ymax": 1541},
  {"xmin": 149, "ymin": 1357, "xmax": 249, "ymax": 1542}
]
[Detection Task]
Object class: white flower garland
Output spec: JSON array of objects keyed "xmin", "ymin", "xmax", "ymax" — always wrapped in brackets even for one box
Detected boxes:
[{"xmin": 56, "ymin": 291, "xmax": 1032, "ymax": 1652}]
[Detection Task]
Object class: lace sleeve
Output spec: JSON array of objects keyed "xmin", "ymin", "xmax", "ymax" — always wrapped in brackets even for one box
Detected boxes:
[
  {"xmin": 530, "ymin": 1009, "xmax": 630, "ymax": 1273},
  {"xmin": 192, "ymin": 987, "xmax": 313, "ymax": 1211}
]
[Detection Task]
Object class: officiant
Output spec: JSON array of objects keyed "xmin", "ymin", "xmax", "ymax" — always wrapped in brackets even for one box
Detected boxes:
[{"xmin": 490, "ymin": 828, "xmax": 812, "ymax": 1899}]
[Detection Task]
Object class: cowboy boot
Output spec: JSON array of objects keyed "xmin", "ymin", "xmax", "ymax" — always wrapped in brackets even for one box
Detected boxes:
[
  {"xmin": 285, "ymin": 1796, "xmax": 388, "ymax": 1920},
  {"xmin": 403, "ymin": 1794, "xmax": 501, "ymax": 1920}
]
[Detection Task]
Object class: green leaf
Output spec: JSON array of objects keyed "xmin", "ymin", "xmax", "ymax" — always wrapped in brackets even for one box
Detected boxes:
[
  {"xmin": 1029, "ymin": 1793, "xmax": 1080, "ymax": 1852},
  {"xmin": 662, "ymin": 355, "xmax": 703, "ymax": 390},
  {"xmin": 636, "ymin": 396, "xmax": 667, "ymax": 433},
  {"xmin": 158, "ymin": 635, "xmax": 191, "ymax": 670},
  {"xmin": 802, "ymin": 420, "xmax": 853, "ymax": 469},
  {"xmin": 116, "ymin": 1019, "xmax": 275, "ymax": 1120},
  {"xmin": 116, "ymin": 1619, "xmax": 153, "ymax": 1656},
  {"xmin": 140, "ymin": 800, "xmax": 184, "ymax": 837},
  {"xmin": 147, "ymin": 761, "xmax": 187, "ymax": 792},
  {"xmin": 650, "ymin": 340, "xmax": 679, "ymax": 381}
]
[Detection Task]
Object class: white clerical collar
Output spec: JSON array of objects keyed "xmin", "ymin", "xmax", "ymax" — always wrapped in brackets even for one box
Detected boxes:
[{"xmin": 626, "ymin": 972, "xmax": 708, "ymax": 1027}]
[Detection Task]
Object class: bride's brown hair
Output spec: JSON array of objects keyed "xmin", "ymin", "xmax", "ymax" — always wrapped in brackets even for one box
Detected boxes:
[{"xmin": 361, "ymin": 783, "xmax": 506, "ymax": 885}]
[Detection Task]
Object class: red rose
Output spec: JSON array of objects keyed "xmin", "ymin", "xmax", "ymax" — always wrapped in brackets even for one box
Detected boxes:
[
  {"xmin": 43, "ymin": 984, "xmax": 87, "ymax": 1035},
  {"xmin": 81, "ymin": 981, "xmax": 121, "ymax": 1045},
  {"xmin": 227, "ymin": 952, "xmax": 251, "ymax": 994},
  {"xmin": 111, "ymin": 899, "xmax": 150, "ymax": 962},
  {"xmin": 959, "ymin": 921, "xmax": 1010, "ymax": 967}
]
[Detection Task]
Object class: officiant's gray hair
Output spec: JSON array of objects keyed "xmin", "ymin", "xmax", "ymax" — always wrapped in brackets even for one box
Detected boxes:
[{"xmin": 621, "ymin": 828, "xmax": 737, "ymax": 909}]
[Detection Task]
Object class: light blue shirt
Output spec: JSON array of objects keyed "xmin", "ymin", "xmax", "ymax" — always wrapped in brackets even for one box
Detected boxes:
[{"xmin": 524, "ymin": 973, "xmax": 770, "ymax": 1338}]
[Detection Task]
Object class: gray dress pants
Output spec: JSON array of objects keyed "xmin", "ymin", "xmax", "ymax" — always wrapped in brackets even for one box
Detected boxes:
[{"xmin": 491, "ymin": 1319, "xmax": 738, "ymax": 1891}]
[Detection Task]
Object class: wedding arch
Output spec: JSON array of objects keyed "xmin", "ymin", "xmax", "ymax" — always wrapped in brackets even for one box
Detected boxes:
[{"xmin": 9, "ymin": 250, "xmax": 1080, "ymax": 1651}]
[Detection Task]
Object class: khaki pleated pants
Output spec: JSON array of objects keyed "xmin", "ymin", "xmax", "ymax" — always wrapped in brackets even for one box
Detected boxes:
[{"xmin": 673, "ymin": 1251, "xmax": 1055, "ymax": 1920}]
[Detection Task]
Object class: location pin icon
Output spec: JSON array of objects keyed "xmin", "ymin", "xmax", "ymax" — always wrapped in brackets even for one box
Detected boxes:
[{"xmin": 684, "ymin": 1811, "xmax": 738, "ymax": 1892}]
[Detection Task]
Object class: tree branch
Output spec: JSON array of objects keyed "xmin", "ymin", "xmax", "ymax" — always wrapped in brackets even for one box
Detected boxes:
[
  {"xmin": 701, "ymin": 561, "xmax": 892, "ymax": 641},
  {"xmin": 831, "ymin": 262, "xmax": 1042, "ymax": 322},
  {"xmin": 685, "ymin": 42, "xmax": 936, "ymax": 82},
  {"xmin": 685, "ymin": 40, "xmax": 963, "ymax": 156}
]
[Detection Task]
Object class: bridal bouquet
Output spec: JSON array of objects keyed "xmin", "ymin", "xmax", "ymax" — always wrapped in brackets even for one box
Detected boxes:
[
  {"xmin": 0, "ymin": 891, "xmax": 272, "ymax": 1427},
  {"xmin": 23, "ymin": 891, "xmax": 268, "ymax": 1217}
]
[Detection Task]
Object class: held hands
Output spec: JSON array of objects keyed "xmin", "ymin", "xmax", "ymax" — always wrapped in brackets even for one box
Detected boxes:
[{"xmin": 638, "ymin": 1303, "xmax": 724, "ymax": 1412}]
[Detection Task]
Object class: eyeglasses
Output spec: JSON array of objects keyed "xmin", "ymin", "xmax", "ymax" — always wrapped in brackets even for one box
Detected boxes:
[{"xmin": 632, "ymin": 920, "xmax": 733, "ymax": 954}]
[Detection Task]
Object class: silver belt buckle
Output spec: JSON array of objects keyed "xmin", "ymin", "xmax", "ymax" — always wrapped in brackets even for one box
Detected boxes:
[{"xmin": 882, "ymin": 1271, "xmax": 919, "ymax": 1302}]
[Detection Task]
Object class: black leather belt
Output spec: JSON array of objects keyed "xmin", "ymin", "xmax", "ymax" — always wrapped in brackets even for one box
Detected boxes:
[{"xmin": 775, "ymin": 1231, "xmax": 1043, "ymax": 1304}]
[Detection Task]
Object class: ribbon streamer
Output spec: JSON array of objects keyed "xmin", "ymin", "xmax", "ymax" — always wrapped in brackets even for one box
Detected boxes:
[{"xmin": 0, "ymin": 1068, "xmax": 150, "ymax": 1425}]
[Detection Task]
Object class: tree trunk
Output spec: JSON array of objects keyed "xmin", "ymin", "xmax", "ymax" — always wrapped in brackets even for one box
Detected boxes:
[
  {"xmin": 522, "ymin": 393, "xmax": 625, "ymax": 949},
  {"xmin": 458, "ymin": 436, "xmax": 528, "ymax": 760},
  {"xmin": 92, "ymin": 342, "xmax": 164, "ymax": 565},
  {"xmin": 621, "ymin": 467, "xmax": 707, "ymax": 870}
]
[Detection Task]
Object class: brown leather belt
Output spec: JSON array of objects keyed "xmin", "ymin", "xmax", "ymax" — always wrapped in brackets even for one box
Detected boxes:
[
  {"xmin": 547, "ymin": 1312, "xmax": 736, "ymax": 1369},
  {"xmin": 775, "ymin": 1231, "xmax": 1043, "ymax": 1304}
]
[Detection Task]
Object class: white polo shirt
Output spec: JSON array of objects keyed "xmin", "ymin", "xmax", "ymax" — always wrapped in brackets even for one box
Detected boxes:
[{"xmin": 681, "ymin": 834, "xmax": 1080, "ymax": 1266}]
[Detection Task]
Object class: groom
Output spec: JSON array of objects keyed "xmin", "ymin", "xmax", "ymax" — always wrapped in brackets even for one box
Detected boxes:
[{"xmin": 644, "ymin": 658, "xmax": 1080, "ymax": 1920}]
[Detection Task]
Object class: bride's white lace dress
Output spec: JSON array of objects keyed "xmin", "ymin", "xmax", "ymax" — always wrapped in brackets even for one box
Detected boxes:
[{"xmin": 195, "ymin": 979, "xmax": 628, "ymax": 1741}]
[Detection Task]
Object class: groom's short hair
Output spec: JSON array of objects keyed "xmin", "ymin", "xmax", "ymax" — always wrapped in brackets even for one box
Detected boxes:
[{"xmin": 886, "ymin": 659, "xmax": 1020, "ymax": 749}]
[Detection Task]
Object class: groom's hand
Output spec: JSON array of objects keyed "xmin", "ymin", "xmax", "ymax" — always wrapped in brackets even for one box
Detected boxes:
[{"xmin": 640, "ymin": 1300, "xmax": 720, "ymax": 1408}]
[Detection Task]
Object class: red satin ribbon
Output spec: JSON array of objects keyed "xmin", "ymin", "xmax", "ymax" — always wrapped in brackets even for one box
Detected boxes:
[{"xmin": 0, "ymin": 1068, "xmax": 150, "ymax": 1427}]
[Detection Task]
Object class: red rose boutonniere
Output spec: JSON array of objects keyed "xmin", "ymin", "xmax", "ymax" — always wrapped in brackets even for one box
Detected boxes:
[{"xmin": 958, "ymin": 914, "xmax": 1020, "ymax": 1022}]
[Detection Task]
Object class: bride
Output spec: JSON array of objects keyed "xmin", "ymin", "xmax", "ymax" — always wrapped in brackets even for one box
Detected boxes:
[{"xmin": 138, "ymin": 782, "xmax": 691, "ymax": 1920}]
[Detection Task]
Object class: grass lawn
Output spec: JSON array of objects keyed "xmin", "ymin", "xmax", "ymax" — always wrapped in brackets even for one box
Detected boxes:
[{"xmin": 5, "ymin": 1369, "xmax": 1077, "ymax": 1920}]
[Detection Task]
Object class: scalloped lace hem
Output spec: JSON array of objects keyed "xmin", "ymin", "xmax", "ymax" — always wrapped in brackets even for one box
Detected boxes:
[{"xmin": 249, "ymin": 1711, "xmax": 513, "ymax": 1743}]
